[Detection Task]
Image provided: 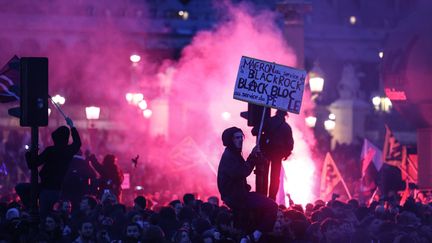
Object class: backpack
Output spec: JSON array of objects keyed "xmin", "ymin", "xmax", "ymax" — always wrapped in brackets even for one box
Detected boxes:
[{"xmin": 261, "ymin": 120, "xmax": 294, "ymax": 159}]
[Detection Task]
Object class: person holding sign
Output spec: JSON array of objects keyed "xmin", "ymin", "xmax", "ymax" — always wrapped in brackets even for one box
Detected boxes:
[{"xmin": 217, "ymin": 126, "xmax": 278, "ymax": 239}]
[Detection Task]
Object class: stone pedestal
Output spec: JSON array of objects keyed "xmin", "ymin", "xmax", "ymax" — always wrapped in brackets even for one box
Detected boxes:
[{"xmin": 328, "ymin": 99, "xmax": 370, "ymax": 149}]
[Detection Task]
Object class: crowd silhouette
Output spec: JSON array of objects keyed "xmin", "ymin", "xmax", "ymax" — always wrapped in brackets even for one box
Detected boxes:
[{"xmin": 0, "ymin": 123, "xmax": 432, "ymax": 243}]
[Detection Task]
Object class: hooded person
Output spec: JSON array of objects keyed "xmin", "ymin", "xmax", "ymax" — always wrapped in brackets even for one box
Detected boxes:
[
  {"xmin": 217, "ymin": 126, "xmax": 278, "ymax": 238},
  {"xmin": 29, "ymin": 117, "xmax": 81, "ymax": 218}
]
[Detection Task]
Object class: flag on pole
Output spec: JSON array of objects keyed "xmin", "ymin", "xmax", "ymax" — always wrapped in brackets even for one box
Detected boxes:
[
  {"xmin": 401, "ymin": 153, "xmax": 418, "ymax": 183},
  {"xmin": 383, "ymin": 125, "xmax": 405, "ymax": 166},
  {"xmin": 0, "ymin": 56, "xmax": 20, "ymax": 103},
  {"xmin": 361, "ymin": 139, "xmax": 384, "ymax": 172},
  {"xmin": 320, "ymin": 152, "xmax": 351, "ymax": 200},
  {"xmin": 361, "ymin": 147, "xmax": 376, "ymax": 178},
  {"xmin": 360, "ymin": 139, "xmax": 381, "ymax": 202}
]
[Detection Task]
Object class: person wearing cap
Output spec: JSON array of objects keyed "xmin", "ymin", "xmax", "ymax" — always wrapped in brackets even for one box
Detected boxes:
[{"xmin": 217, "ymin": 126, "xmax": 277, "ymax": 239}]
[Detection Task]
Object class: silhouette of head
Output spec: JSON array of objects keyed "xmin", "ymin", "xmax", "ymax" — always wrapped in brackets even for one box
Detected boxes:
[
  {"xmin": 103, "ymin": 154, "xmax": 117, "ymax": 166},
  {"xmin": 222, "ymin": 127, "xmax": 243, "ymax": 152},
  {"xmin": 51, "ymin": 126, "xmax": 70, "ymax": 146}
]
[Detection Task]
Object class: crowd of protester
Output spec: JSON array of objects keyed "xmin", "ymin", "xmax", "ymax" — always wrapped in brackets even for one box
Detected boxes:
[
  {"xmin": 2, "ymin": 127, "xmax": 432, "ymax": 242},
  {"xmin": 1, "ymin": 186, "xmax": 432, "ymax": 242}
]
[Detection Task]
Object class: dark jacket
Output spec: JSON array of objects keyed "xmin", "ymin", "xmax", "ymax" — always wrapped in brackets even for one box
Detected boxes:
[
  {"xmin": 217, "ymin": 147, "xmax": 256, "ymax": 208},
  {"xmin": 255, "ymin": 114, "xmax": 294, "ymax": 159},
  {"xmin": 37, "ymin": 127, "xmax": 81, "ymax": 190}
]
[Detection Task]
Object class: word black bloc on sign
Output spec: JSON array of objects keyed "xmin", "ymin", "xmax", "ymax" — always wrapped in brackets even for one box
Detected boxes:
[{"xmin": 233, "ymin": 56, "xmax": 306, "ymax": 114}]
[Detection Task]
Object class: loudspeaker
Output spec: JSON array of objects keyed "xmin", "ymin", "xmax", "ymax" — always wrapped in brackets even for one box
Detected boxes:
[{"xmin": 20, "ymin": 57, "xmax": 48, "ymax": 127}]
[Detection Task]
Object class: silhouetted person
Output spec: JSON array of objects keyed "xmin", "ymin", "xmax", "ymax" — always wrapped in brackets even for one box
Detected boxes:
[
  {"xmin": 254, "ymin": 110, "xmax": 294, "ymax": 200},
  {"xmin": 31, "ymin": 117, "xmax": 81, "ymax": 218},
  {"xmin": 89, "ymin": 153, "xmax": 124, "ymax": 201},
  {"xmin": 217, "ymin": 126, "xmax": 277, "ymax": 238},
  {"xmin": 63, "ymin": 150, "xmax": 97, "ymax": 211}
]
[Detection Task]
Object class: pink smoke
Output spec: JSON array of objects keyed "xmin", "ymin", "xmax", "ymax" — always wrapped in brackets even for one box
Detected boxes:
[
  {"xmin": 0, "ymin": 0, "xmax": 319, "ymax": 205},
  {"xmin": 167, "ymin": 2, "xmax": 318, "ymax": 204}
]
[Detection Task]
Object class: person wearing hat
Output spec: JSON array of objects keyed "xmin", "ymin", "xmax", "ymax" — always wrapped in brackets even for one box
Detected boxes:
[{"xmin": 217, "ymin": 126, "xmax": 278, "ymax": 240}]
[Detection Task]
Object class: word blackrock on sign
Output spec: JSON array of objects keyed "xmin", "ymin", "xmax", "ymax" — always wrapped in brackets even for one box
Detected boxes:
[{"xmin": 233, "ymin": 56, "xmax": 306, "ymax": 114}]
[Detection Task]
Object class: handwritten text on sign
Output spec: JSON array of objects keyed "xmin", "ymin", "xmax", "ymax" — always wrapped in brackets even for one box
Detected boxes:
[{"xmin": 233, "ymin": 56, "xmax": 306, "ymax": 114}]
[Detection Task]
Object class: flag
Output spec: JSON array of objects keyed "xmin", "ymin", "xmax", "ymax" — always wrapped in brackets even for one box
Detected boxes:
[
  {"xmin": 401, "ymin": 154, "xmax": 418, "ymax": 183},
  {"xmin": 0, "ymin": 56, "xmax": 20, "ymax": 103},
  {"xmin": 361, "ymin": 146, "xmax": 376, "ymax": 178},
  {"xmin": 382, "ymin": 125, "xmax": 404, "ymax": 166},
  {"xmin": 361, "ymin": 139, "xmax": 384, "ymax": 173},
  {"xmin": 360, "ymin": 139, "xmax": 381, "ymax": 202},
  {"xmin": 320, "ymin": 152, "xmax": 351, "ymax": 200},
  {"xmin": 169, "ymin": 136, "xmax": 217, "ymax": 175}
]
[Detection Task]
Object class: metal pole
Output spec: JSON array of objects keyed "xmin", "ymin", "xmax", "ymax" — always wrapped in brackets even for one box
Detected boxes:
[
  {"xmin": 256, "ymin": 106, "xmax": 267, "ymax": 145},
  {"xmin": 29, "ymin": 126, "xmax": 39, "ymax": 230}
]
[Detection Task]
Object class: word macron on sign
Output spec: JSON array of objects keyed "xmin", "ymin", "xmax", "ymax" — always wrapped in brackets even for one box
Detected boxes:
[{"xmin": 234, "ymin": 56, "xmax": 306, "ymax": 114}]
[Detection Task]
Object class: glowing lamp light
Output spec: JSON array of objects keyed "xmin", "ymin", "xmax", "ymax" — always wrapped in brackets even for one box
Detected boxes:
[
  {"xmin": 383, "ymin": 97, "xmax": 392, "ymax": 111},
  {"xmin": 221, "ymin": 111, "xmax": 231, "ymax": 121},
  {"xmin": 305, "ymin": 116, "xmax": 317, "ymax": 128},
  {"xmin": 143, "ymin": 109, "xmax": 152, "ymax": 118},
  {"xmin": 130, "ymin": 54, "xmax": 141, "ymax": 63},
  {"xmin": 308, "ymin": 64, "xmax": 325, "ymax": 94},
  {"xmin": 379, "ymin": 51, "xmax": 384, "ymax": 59},
  {"xmin": 372, "ymin": 96, "xmax": 381, "ymax": 106},
  {"xmin": 85, "ymin": 106, "xmax": 100, "ymax": 120},
  {"xmin": 372, "ymin": 96, "xmax": 392, "ymax": 112},
  {"xmin": 48, "ymin": 108, "xmax": 51, "ymax": 116},
  {"xmin": 132, "ymin": 93, "xmax": 144, "ymax": 105},
  {"xmin": 138, "ymin": 100, "xmax": 148, "ymax": 110},
  {"xmin": 52, "ymin": 94, "xmax": 65, "ymax": 105},
  {"xmin": 125, "ymin": 93, "xmax": 133, "ymax": 103},
  {"xmin": 178, "ymin": 10, "xmax": 189, "ymax": 20},
  {"xmin": 309, "ymin": 76, "xmax": 324, "ymax": 93},
  {"xmin": 125, "ymin": 93, "xmax": 144, "ymax": 105},
  {"xmin": 349, "ymin": 16, "xmax": 357, "ymax": 25},
  {"xmin": 324, "ymin": 119, "xmax": 336, "ymax": 131},
  {"xmin": 328, "ymin": 113, "xmax": 336, "ymax": 120}
]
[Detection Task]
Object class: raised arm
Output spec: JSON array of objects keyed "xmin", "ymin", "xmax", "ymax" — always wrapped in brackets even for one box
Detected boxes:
[{"xmin": 66, "ymin": 117, "xmax": 81, "ymax": 153}]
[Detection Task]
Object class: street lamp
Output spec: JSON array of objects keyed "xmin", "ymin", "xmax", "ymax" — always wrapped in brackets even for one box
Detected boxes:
[
  {"xmin": 324, "ymin": 119, "xmax": 336, "ymax": 131},
  {"xmin": 125, "ymin": 93, "xmax": 144, "ymax": 105},
  {"xmin": 305, "ymin": 116, "xmax": 317, "ymax": 128},
  {"xmin": 130, "ymin": 54, "xmax": 141, "ymax": 63},
  {"xmin": 85, "ymin": 106, "xmax": 100, "ymax": 129},
  {"xmin": 138, "ymin": 100, "xmax": 148, "ymax": 110},
  {"xmin": 51, "ymin": 94, "xmax": 66, "ymax": 105},
  {"xmin": 371, "ymin": 95, "xmax": 392, "ymax": 112},
  {"xmin": 309, "ymin": 66, "xmax": 324, "ymax": 94},
  {"xmin": 143, "ymin": 109, "xmax": 152, "ymax": 119}
]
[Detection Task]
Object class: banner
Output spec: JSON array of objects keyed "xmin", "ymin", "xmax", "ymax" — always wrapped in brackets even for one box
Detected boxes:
[
  {"xmin": 233, "ymin": 56, "xmax": 306, "ymax": 114},
  {"xmin": 383, "ymin": 124, "xmax": 405, "ymax": 166},
  {"xmin": 320, "ymin": 152, "xmax": 351, "ymax": 200}
]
